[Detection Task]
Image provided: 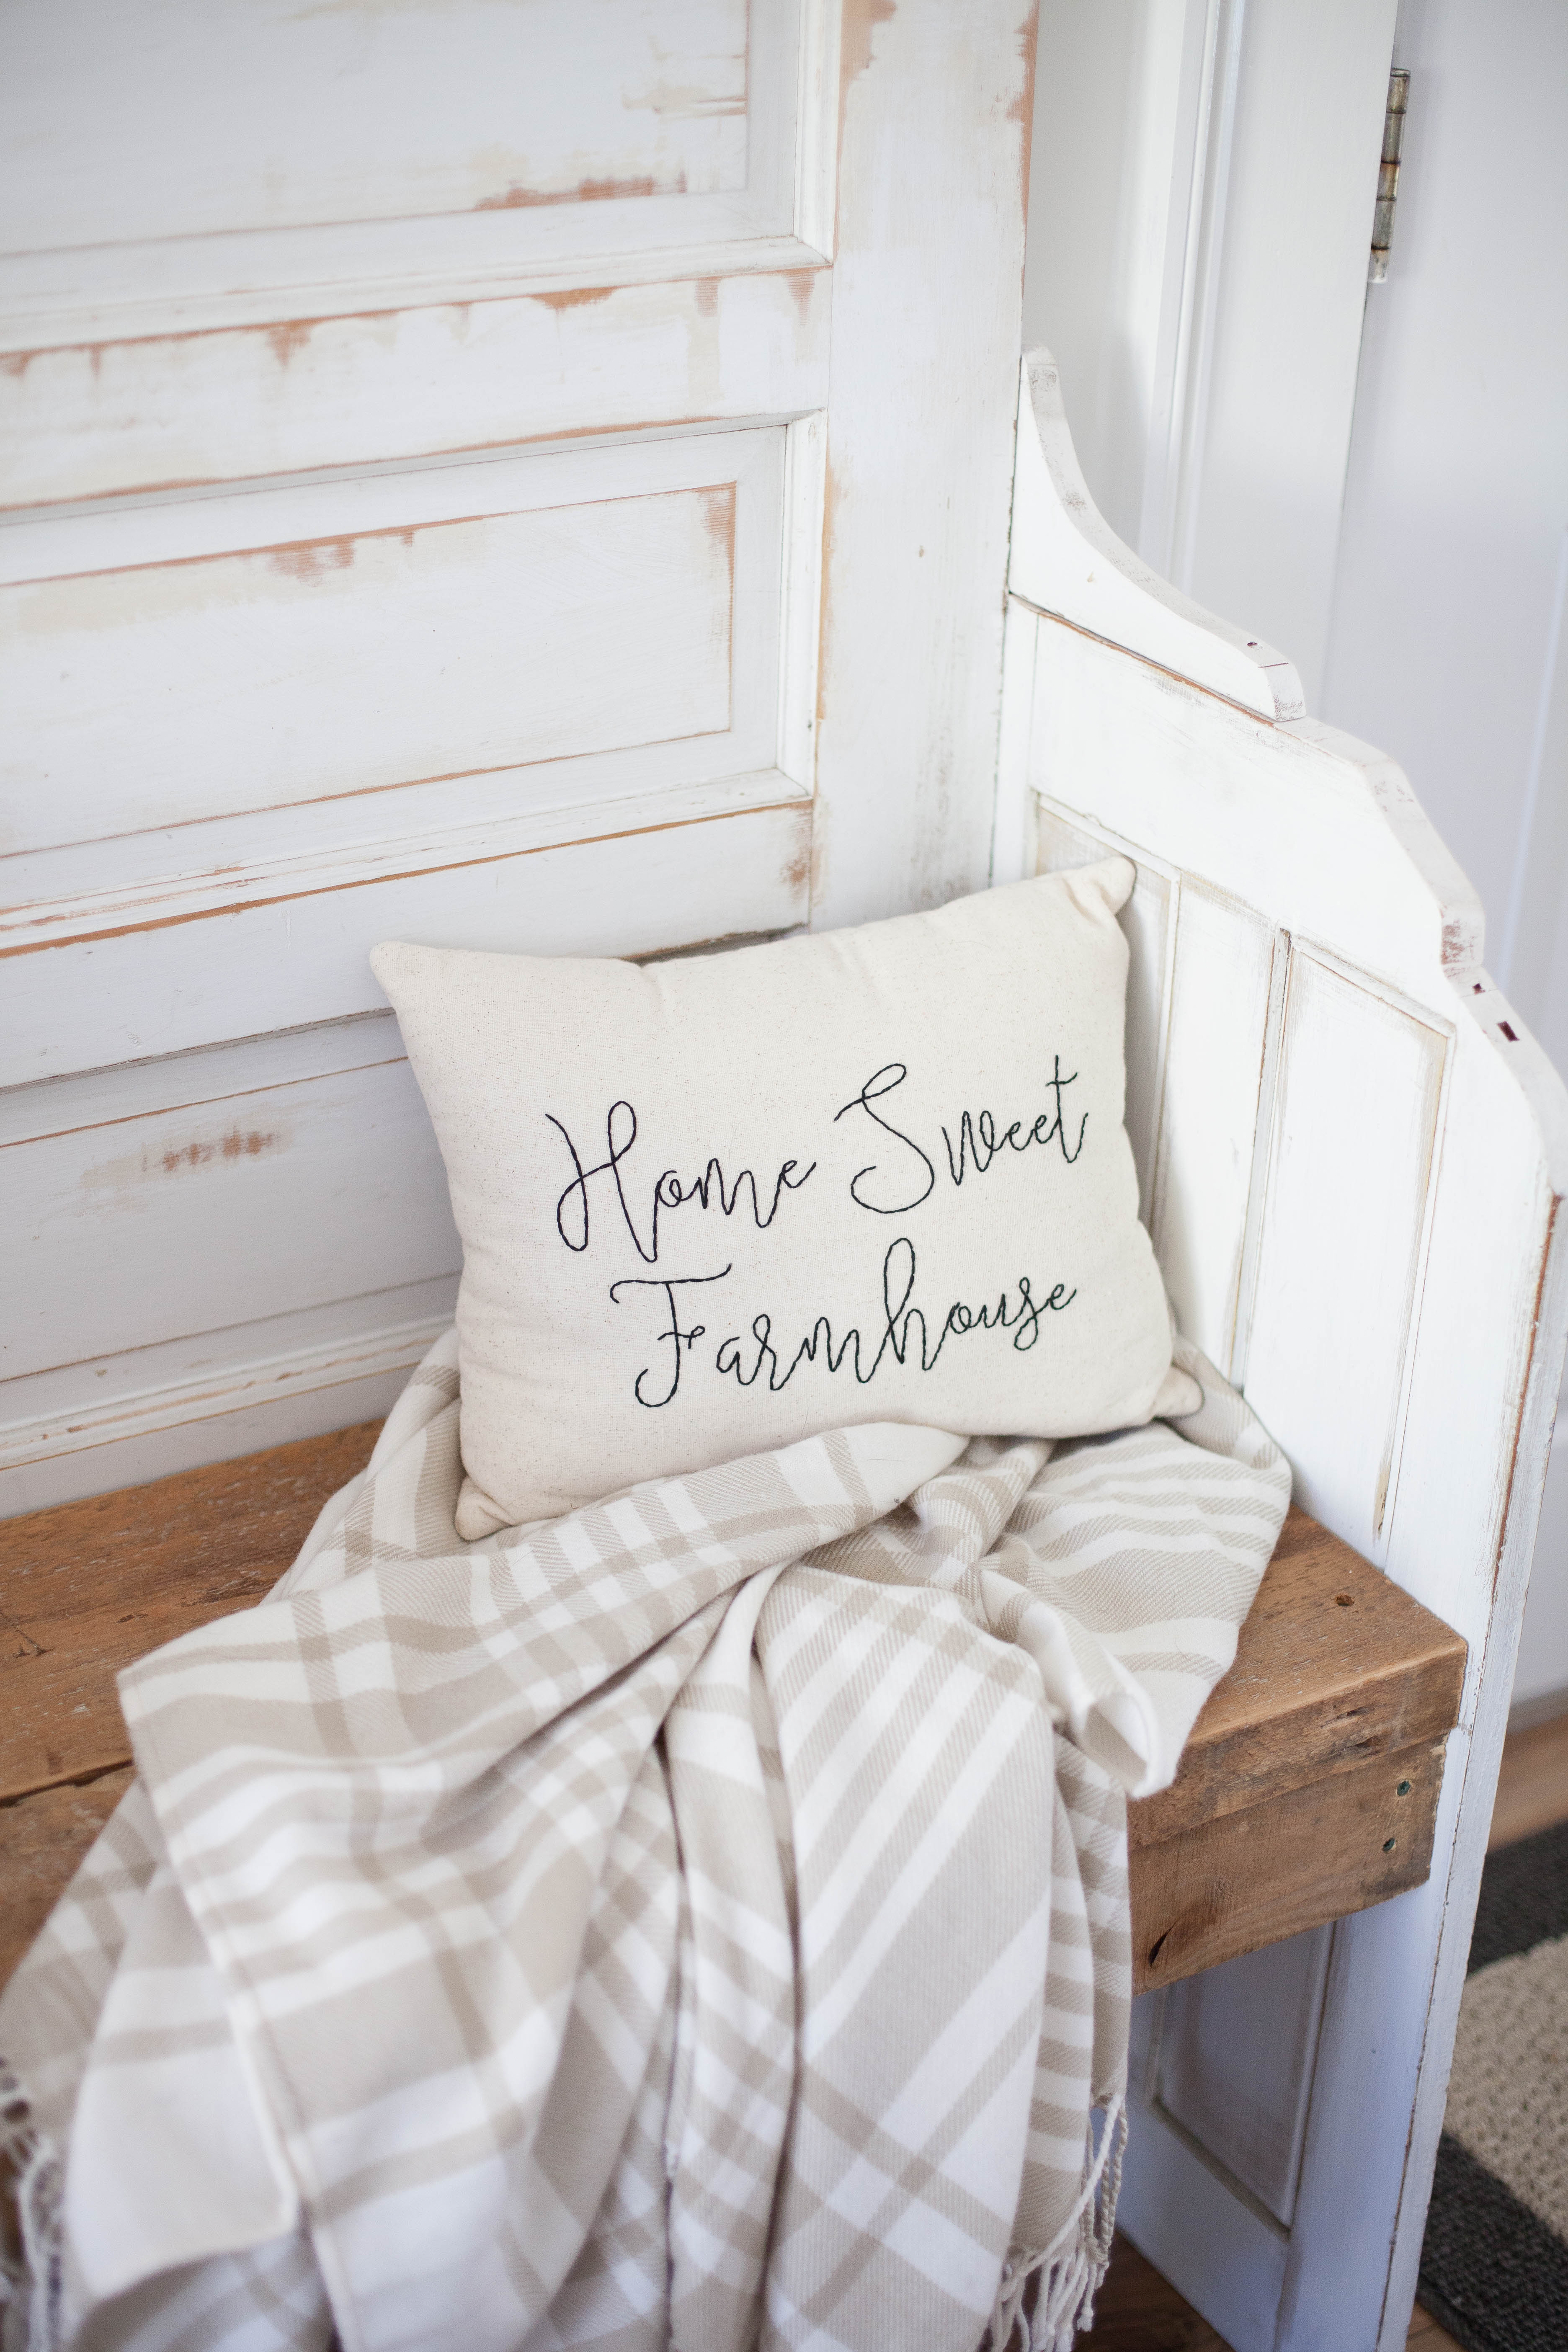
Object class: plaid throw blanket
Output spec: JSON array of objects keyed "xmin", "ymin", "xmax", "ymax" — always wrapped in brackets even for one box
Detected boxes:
[{"xmin": 0, "ymin": 1334, "xmax": 1287, "ymax": 2352}]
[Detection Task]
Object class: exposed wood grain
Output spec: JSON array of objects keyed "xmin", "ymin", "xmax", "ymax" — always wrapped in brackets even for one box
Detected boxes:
[
  {"xmin": 0, "ymin": 1767, "xmax": 133, "ymax": 1989},
  {"xmin": 1132, "ymin": 1735, "xmax": 1447, "ymax": 1994},
  {"xmin": 1488, "ymin": 1704, "xmax": 1568, "ymax": 1849},
  {"xmin": 0, "ymin": 1452, "xmax": 1491, "ymax": 2350},
  {"xmin": 0, "ymin": 1421, "xmax": 381, "ymax": 1803},
  {"xmin": 1130, "ymin": 1506, "xmax": 1467, "ymax": 1849}
]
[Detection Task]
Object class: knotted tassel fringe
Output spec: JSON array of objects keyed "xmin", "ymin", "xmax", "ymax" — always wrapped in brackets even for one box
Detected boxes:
[
  {"xmin": 986, "ymin": 2095, "xmax": 1128, "ymax": 2352},
  {"xmin": 0, "ymin": 2059, "xmax": 61, "ymax": 2352}
]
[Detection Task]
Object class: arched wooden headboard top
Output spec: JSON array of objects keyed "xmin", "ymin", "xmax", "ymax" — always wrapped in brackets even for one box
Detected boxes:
[{"xmin": 1001, "ymin": 352, "xmax": 1484, "ymax": 999}]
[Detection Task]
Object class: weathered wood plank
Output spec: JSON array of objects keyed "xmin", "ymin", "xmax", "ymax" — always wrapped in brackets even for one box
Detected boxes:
[
  {"xmin": 1127, "ymin": 1506, "xmax": 1465, "ymax": 1993},
  {"xmin": 1131, "ymin": 1736, "xmax": 1448, "ymax": 1995},
  {"xmin": 0, "ymin": 1421, "xmax": 380, "ymax": 1803},
  {"xmin": 0, "ymin": 1438, "xmax": 1465, "ymax": 2008},
  {"xmin": 1130, "ymin": 1506, "xmax": 1467, "ymax": 1848}
]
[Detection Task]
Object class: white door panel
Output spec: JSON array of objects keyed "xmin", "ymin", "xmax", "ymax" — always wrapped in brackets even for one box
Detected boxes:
[
  {"xmin": 1153, "ymin": 1932, "xmax": 1333, "ymax": 2231},
  {"xmin": 0, "ymin": 1016, "xmax": 458, "ymax": 1513},
  {"xmin": 3, "ymin": 428, "xmax": 794, "ymax": 856},
  {"xmin": 0, "ymin": 0, "xmax": 1035, "ymax": 1504},
  {"xmin": 3, "ymin": 0, "xmax": 753, "ymax": 250},
  {"xmin": 0, "ymin": 272, "xmax": 833, "ymax": 510},
  {"xmin": 3, "ymin": 800, "xmax": 816, "ymax": 1091},
  {"xmin": 0, "ymin": 0, "xmax": 830, "ymax": 338},
  {"xmin": 6, "ymin": 1059, "xmax": 460, "ymax": 1379}
]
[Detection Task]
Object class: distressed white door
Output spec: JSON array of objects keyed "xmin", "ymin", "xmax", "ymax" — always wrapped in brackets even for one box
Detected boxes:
[
  {"xmin": 0, "ymin": 0, "xmax": 1035, "ymax": 1511},
  {"xmin": 1001, "ymin": 350, "xmax": 1568, "ymax": 2351}
]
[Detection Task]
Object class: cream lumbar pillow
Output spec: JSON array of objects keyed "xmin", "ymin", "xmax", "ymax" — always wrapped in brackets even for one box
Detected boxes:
[{"xmin": 373, "ymin": 856, "xmax": 1194, "ymax": 1537}]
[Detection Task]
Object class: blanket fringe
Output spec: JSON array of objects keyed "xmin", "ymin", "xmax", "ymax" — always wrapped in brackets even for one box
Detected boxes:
[
  {"xmin": 985, "ymin": 2096, "xmax": 1127, "ymax": 2352},
  {"xmin": 0, "ymin": 2059, "xmax": 61, "ymax": 2352}
]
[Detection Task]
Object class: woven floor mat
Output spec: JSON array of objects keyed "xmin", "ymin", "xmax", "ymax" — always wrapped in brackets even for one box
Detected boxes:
[{"xmin": 1419, "ymin": 1819, "xmax": 1568, "ymax": 2352}]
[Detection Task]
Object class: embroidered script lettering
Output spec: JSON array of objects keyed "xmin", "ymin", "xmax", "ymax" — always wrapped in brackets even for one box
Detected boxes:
[
  {"xmin": 941, "ymin": 1055, "xmax": 1087, "ymax": 1183},
  {"xmin": 710, "ymin": 1240, "xmax": 1075, "ymax": 1397},
  {"xmin": 550, "ymin": 1101, "xmax": 815, "ymax": 1264},
  {"xmin": 832, "ymin": 1064, "xmax": 936, "ymax": 1213},
  {"xmin": 549, "ymin": 1053, "xmax": 1088, "ymax": 1411},
  {"xmin": 607, "ymin": 1266, "xmax": 732, "ymax": 1407}
]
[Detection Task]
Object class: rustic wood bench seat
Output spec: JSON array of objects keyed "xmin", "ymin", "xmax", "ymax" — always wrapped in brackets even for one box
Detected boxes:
[{"xmin": 0, "ymin": 1427, "xmax": 1467, "ymax": 1998}]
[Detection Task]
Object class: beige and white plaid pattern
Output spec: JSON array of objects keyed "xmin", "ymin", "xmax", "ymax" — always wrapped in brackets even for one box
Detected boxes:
[{"xmin": 0, "ymin": 1334, "xmax": 1288, "ymax": 2352}]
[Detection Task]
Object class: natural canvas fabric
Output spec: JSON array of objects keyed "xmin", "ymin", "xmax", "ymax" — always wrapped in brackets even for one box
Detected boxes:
[
  {"xmin": 372, "ymin": 858, "xmax": 1189, "ymax": 1536},
  {"xmin": 0, "ymin": 1332, "xmax": 1289, "ymax": 2352}
]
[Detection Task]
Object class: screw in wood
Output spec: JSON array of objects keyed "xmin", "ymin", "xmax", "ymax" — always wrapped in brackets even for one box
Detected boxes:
[{"xmin": 1396, "ymin": 1780, "xmax": 1412, "ymax": 1797}]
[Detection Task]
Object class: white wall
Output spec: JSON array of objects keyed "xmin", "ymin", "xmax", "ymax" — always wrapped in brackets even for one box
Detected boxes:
[
  {"xmin": 1024, "ymin": 0, "xmax": 1568, "ymax": 1706},
  {"xmin": 1024, "ymin": 0, "xmax": 1396, "ymax": 707},
  {"xmin": 1021, "ymin": 0, "xmax": 1195, "ymax": 556},
  {"xmin": 1320, "ymin": 0, "xmax": 1568, "ymax": 1709},
  {"xmin": 1322, "ymin": 0, "xmax": 1568, "ymax": 1072}
]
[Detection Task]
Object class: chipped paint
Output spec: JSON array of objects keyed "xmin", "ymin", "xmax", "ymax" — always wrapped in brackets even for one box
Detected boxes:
[
  {"xmin": 6, "ymin": 513, "xmax": 438, "ymax": 601},
  {"xmin": 268, "ymin": 537, "xmax": 357, "ymax": 584},
  {"xmin": 1, "ymin": 259, "xmax": 828, "ymax": 507},
  {"xmin": 8, "ymin": 803, "xmax": 807, "ymax": 962},
  {"xmin": 0, "ymin": 304, "xmax": 405, "ymax": 400},
  {"xmin": 475, "ymin": 173, "xmax": 670, "ymax": 211},
  {"xmin": 266, "ymin": 319, "xmax": 314, "ymax": 371},
  {"xmin": 632, "ymin": 80, "xmax": 746, "ymax": 121},
  {"xmin": 839, "ymin": 0, "xmax": 897, "ymax": 145},
  {"xmin": 1011, "ymin": 5, "xmax": 1040, "ymax": 217},
  {"xmin": 163, "ymin": 1127, "xmax": 285, "ymax": 1173},
  {"xmin": 1443, "ymin": 912, "xmax": 1485, "ymax": 968},
  {"xmin": 784, "ymin": 269, "xmax": 820, "ymax": 323},
  {"xmin": 699, "ymin": 482, "xmax": 737, "ymax": 569},
  {"xmin": 1, "ymin": 413, "xmax": 738, "ymax": 518},
  {"xmin": 83, "ymin": 1124, "xmax": 289, "ymax": 1195},
  {"xmin": 531, "ymin": 285, "xmax": 616, "ymax": 312}
]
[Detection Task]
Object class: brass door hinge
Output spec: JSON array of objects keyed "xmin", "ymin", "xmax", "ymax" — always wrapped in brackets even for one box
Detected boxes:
[{"xmin": 1369, "ymin": 68, "xmax": 1410, "ymax": 282}]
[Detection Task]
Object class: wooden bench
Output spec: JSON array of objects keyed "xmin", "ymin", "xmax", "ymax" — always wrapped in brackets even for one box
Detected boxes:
[{"xmin": 0, "ymin": 1429, "xmax": 1466, "ymax": 1996}]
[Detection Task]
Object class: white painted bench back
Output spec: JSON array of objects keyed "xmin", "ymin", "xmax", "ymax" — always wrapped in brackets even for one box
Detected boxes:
[
  {"xmin": 1005, "ymin": 349, "xmax": 1568, "ymax": 2352},
  {"xmin": 0, "ymin": 0, "xmax": 1035, "ymax": 1506}
]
